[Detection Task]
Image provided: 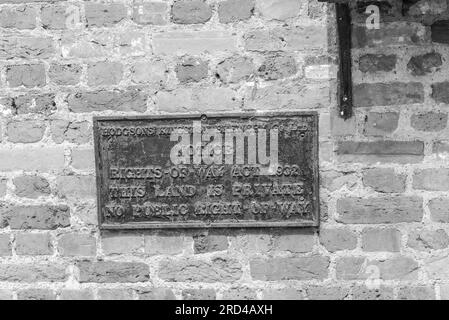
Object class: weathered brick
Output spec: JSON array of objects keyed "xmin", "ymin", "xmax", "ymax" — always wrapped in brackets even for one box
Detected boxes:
[
  {"xmin": 5, "ymin": 93, "xmax": 56, "ymax": 115},
  {"xmin": 159, "ymin": 257, "xmax": 242, "ymax": 282},
  {"xmin": 58, "ymin": 233, "xmax": 96, "ymax": 257},
  {"xmin": 258, "ymin": 53, "xmax": 297, "ymax": 80},
  {"xmin": 61, "ymin": 33, "xmax": 110, "ymax": 59},
  {"xmin": 13, "ymin": 175, "xmax": 51, "ymax": 198},
  {"xmin": 67, "ymin": 90, "xmax": 147, "ymax": 113},
  {"xmin": 4, "ymin": 205, "xmax": 70, "ymax": 230},
  {"xmin": 98, "ymin": 289, "xmax": 133, "ymax": 300},
  {"xmin": 0, "ymin": 6, "xmax": 37, "ymax": 29},
  {"xmin": 429, "ymin": 198, "xmax": 449, "ymax": 222},
  {"xmin": 41, "ymin": 4, "xmax": 72, "ymax": 29},
  {"xmin": 49, "ymin": 63, "xmax": 82, "ymax": 85},
  {"xmin": 250, "ymin": 256, "xmax": 329, "ymax": 281},
  {"xmin": 305, "ymin": 63, "xmax": 335, "ymax": 80},
  {"xmin": 71, "ymin": 148, "xmax": 95, "ymax": 170},
  {"xmin": 183, "ymin": 289, "xmax": 216, "ymax": 300},
  {"xmin": 193, "ymin": 232, "xmax": 228, "ymax": 254},
  {"xmin": 87, "ymin": 61, "xmax": 123, "ymax": 86},
  {"xmin": 196, "ymin": 88, "xmax": 241, "ymax": 111},
  {"xmin": 132, "ymin": 1, "xmax": 168, "ymax": 25},
  {"xmin": 244, "ymin": 82, "xmax": 329, "ymax": 110},
  {"xmin": 155, "ymin": 88, "xmax": 240, "ymax": 113},
  {"xmin": 102, "ymin": 233, "xmax": 142, "ymax": 255},
  {"xmin": 351, "ymin": 286, "xmax": 394, "ymax": 300},
  {"xmin": 405, "ymin": 0, "xmax": 447, "ymax": 16},
  {"xmin": 175, "ymin": 57, "xmax": 208, "ymax": 83},
  {"xmin": 398, "ymin": 286, "xmax": 435, "ymax": 300},
  {"xmin": 256, "ymin": 0, "xmax": 301, "ymax": 21},
  {"xmin": 51, "ymin": 120, "xmax": 91, "ymax": 144},
  {"xmin": 407, "ymin": 229, "xmax": 449, "ymax": 251},
  {"xmin": 0, "ymin": 264, "xmax": 67, "ymax": 282},
  {"xmin": 353, "ymin": 22, "xmax": 427, "ymax": 48},
  {"xmin": 413, "ymin": 169, "xmax": 449, "ymax": 191},
  {"xmin": 433, "ymin": 141, "xmax": 449, "ymax": 159},
  {"xmin": 354, "ymin": 82, "xmax": 424, "ymax": 107},
  {"xmin": 431, "ymin": 20, "xmax": 449, "ymax": 44},
  {"xmin": 230, "ymin": 232, "xmax": 272, "ymax": 255},
  {"xmin": 130, "ymin": 60, "xmax": 167, "ymax": 87},
  {"xmin": 407, "ymin": 52, "xmax": 442, "ymax": 76},
  {"xmin": 218, "ymin": 0, "xmax": 254, "ymax": 23},
  {"xmin": 362, "ymin": 168, "xmax": 406, "ymax": 193},
  {"xmin": 337, "ymin": 196, "xmax": 423, "ymax": 224},
  {"xmin": 116, "ymin": 31, "xmax": 147, "ymax": 57},
  {"xmin": 335, "ymin": 257, "xmax": 366, "ymax": 280},
  {"xmin": 216, "ymin": 56, "xmax": 254, "ymax": 84},
  {"xmin": 244, "ymin": 26, "xmax": 327, "ymax": 52},
  {"xmin": 432, "ymin": 82, "xmax": 449, "ymax": 104},
  {"xmin": 18, "ymin": 289, "xmax": 55, "ymax": 300},
  {"xmin": 307, "ymin": 286, "xmax": 349, "ymax": 300},
  {"xmin": 359, "ymin": 54, "xmax": 397, "ymax": 73},
  {"xmin": 336, "ymin": 256, "xmax": 419, "ymax": 280},
  {"xmin": 363, "ymin": 112, "xmax": 399, "ymax": 136},
  {"xmin": 307, "ymin": 0, "xmax": 327, "ymax": 19},
  {"xmin": 15, "ymin": 233, "xmax": 52, "ymax": 255},
  {"xmin": 59, "ymin": 290, "xmax": 94, "ymax": 300},
  {"xmin": 77, "ymin": 261, "xmax": 149, "ymax": 283},
  {"xmin": 144, "ymin": 233, "xmax": 190, "ymax": 255},
  {"xmin": 0, "ymin": 37, "xmax": 54, "ymax": 59},
  {"xmin": 319, "ymin": 228, "xmax": 357, "ymax": 252},
  {"xmin": 262, "ymin": 288, "xmax": 304, "ymax": 300},
  {"xmin": 411, "ymin": 112, "xmax": 448, "ymax": 132},
  {"xmin": 426, "ymin": 255, "xmax": 449, "ymax": 280},
  {"xmin": 222, "ymin": 287, "xmax": 257, "ymax": 300},
  {"xmin": 321, "ymin": 170, "xmax": 357, "ymax": 192},
  {"xmin": 55, "ymin": 176, "xmax": 95, "ymax": 199},
  {"xmin": 171, "ymin": 0, "xmax": 212, "ymax": 24},
  {"xmin": 0, "ymin": 147, "xmax": 65, "ymax": 171},
  {"xmin": 7, "ymin": 121, "xmax": 45, "ymax": 143},
  {"xmin": 336, "ymin": 141, "xmax": 425, "ymax": 163},
  {"xmin": 6, "ymin": 64, "xmax": 46, "ymax": 88},
  {"xmin": 0, "ymin": 234, "xmax": 11, "ymax": 256},
  {"xmin": 273, "ymin": 230, "xmax": 315, "ymax": 253},
  {"xmin": 137, "ymin": 288, "xmax": 175, "ymax": 300},
  {"xmin": 85, "ymin": 3, "xmax": 127, "ymax": 27},
  {"xmin": 362, "ymin": 228, "xmax": 401, "ymax": 252},
  {"xmin": 153, "ymin": 31, "xmax": 237, "ymax": 55},
  {"xmin": 374, "ymin": 256, "xmax": 419, "ymax": 280}
]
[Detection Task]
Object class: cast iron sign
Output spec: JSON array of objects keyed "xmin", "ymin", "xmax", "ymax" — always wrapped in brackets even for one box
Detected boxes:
[{"xmin": 93, "ymin": 112, "xmax": 319, "ymax": 229}]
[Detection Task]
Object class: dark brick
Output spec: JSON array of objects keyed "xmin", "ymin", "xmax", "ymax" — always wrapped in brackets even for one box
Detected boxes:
[
  {"xmin": 336, "ymin": 141, "xmax": 425, "ymax": 163},
  {"xmin": 354, "ymin": 82, "xmax": 424, "ymax": 107},
  {"xmin": 337, "ymin": 196, "xmax": 423, "ymax": 224},
  {"xmin": 77, "ymin": 261, "xmax": 149, "ymax": 283},
  {"xmin": 407, "ymin": 52, "xmax": 442, "ymax": 76},
  {"xmin": 359, "ymin": 54, "xmax": 396, "ymax": 73},
  {"xmin": 411, "ymin": 112, "xmax": 448, "ymax": 132},
  {"xmin": 4, "ymin": 205, "xmax": 70, "ymax": 230},
  {"xmin": 250, "ymin": 256, "xmax": 329, "ymax": 281},
  {"xmin": 431, "ymin": 20, "xmax": 449, "ymax": 44}
]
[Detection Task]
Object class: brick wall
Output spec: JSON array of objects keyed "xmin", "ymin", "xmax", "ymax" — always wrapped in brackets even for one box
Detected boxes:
[{"xmin": 0, "ymin": 0, "xmax": 448, "ymax": 300}]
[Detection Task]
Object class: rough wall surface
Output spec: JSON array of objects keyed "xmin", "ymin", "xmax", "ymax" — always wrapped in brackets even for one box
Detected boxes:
[{"xmin": 0, "ymin": 0, "xmax": 448, "ymax": 300}]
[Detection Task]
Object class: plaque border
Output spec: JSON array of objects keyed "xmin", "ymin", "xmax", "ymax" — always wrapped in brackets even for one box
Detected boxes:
[{"xmin": 93, "ymin": 111, "xmax": 320, "ymax": 230}]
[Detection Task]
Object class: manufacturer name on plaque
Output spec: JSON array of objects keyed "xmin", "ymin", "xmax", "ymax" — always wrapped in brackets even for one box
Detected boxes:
[{"xmin": 93, "ymin": 112, "xmax": 319, "ymax": 229}]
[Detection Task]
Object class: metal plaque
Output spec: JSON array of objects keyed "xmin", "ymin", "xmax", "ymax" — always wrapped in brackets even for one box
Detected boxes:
[{"xmin": 93, "ymin": 112, "xmax": 319, "ymax": 229}]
